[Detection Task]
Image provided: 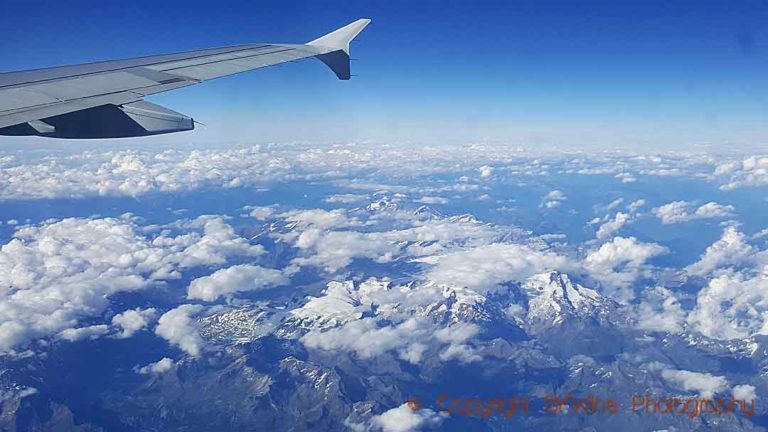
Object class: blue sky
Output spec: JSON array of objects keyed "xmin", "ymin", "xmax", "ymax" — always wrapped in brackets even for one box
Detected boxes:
[{"xmin": 2, "ymin": 0, "xmax": 768, "ymax": 149}]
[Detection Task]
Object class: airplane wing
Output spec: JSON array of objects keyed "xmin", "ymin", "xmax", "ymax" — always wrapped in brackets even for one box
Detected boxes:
[{"xmin": 0, "ymin": 19, "xmax": 370, "ymax": 139}]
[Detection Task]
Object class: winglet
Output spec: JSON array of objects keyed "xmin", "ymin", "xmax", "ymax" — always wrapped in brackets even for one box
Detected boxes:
[
  {"xmin": 308, "ymin": 19, "xmax": 371, "ymax": 80},
  {"xmin": 308, "ymin": 19, "xmax": 371, "ymax": 54}
]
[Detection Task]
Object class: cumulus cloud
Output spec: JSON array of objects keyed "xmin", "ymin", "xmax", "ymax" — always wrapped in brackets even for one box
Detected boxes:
[
  {"xmin": 280, "ymin": 208, "xmax": 360, "ymax": 232},
  {"xmin": 57, "ymin": 325, "xmax": 110, "ymax": 342},
  {"xmin": 324, "ymin": 194, "xmax": 369, "ymax": 204},
  {"xmin": 0, "ymin": 144, "xmax": 718, "ymax": 201},
  {"xmin": 653, "ymin": 201, "xmax": 734, "ymax": 224},
  {"xmin": 604, "ymin": 198, "xmax": 624, "ymax": 212},
  {"xmin": 288, "ymin": 280, "xmax": 372, "ymax": 330},
  {"xmin": 291, "ymin": 230, "xmax": 402, "ymax": 272},
  {"xmin": 627, "ymin": 199, "xmax": 646, "ymax": 212},
  {"xmin": 155, "ymin": 305, "xmax": 205, "ymax": 357},
  {"xmin": 289, "ymin": 278, "xmax": 490, "ymax": 360},
  {"xmin": 596, "ymin": 212, "xmax": 631, "ymax": 239},
  {"xmin": 422, "ymin": 243, "xmax": 571, "ymax": 293},
  {"xmin": 541, "ymin": 190, "xmax": 566, "ymax": 209},
  {"xmin": 136, "ymin": 357, "xmax": 175, "ymax": 375},
  {"xmin": 753, "ymin": 228, "xmax": 768, "ymax": 240},
  {"xmin": 370, "ymin": 404, "xmax": 445, "ymax": 432},
  {"xmin": 478, "ymin": 165, "xmax": 494, "ymax": 178},
  {"xmin": 687, "ymin": 271, "xmax": 768, "ymax": 340},
  {"xmin": 615, "ymin": 172, "xmax": 637, "ymax": 183},
  {"xmin": 246, "ymin": 206, "xmax": 276, "ymax": 220},
  {"xmin": 584, "ymin": 237, "xmax": 667, "ymax": 301},
  {"xmin": 187, "ymin": 264, "xmax": 289, "ymax": 301},
  {"xmin": 652, "ymin": 201, "xmax": 689, "ymax": 224},
  {"xmin": 682, "ymin": 227, "xmax": 768, "ymax": 339},
  {"xmin": 685, "ymin": 226, "xmax": 758, "ymax": 276},
  {"xmin": 416, "ymin": 196, "xmax": 449, "ymax": 205},
  {"xmin": 301, "ymin": 317, "xmax": 480, "ymax": 364},
  {"xmin": 301, "ymin": 317, "xmax": 413, "ymax": 361},
  {"xmin": 282, "ymin": 209, "xmax": 502, "ymax": 273},
  {"xmin": 170, "ymin": 216, "xmax": 265, "ymax": 268},
  {"xmin": 660, "ymin": 368, "xmax": 729, "ymax": 398},
  {"xmin": 714, "ymin": 155, "xmax": 768, "ymax": 190},
  {"xmin": 732, "ymin": 384, "xmax": 757, "ymax": 401},
  {"xmin": 695, "ymin": 202, "xmax": 736, "ymax": 219},
  {"xmin": 635, "ymin": 287, "xmax": 685, "ymax": 333},
  {"xmin": 0, "ymin": 148, "xmax": 297, "ymax": 199},
  {"xmin": 111, "ymin": 308, "xmax": 157, "ymax": 338},
  {"xmin": 0, "ymin": 215, "xmax": 261, "ymax": 352}
]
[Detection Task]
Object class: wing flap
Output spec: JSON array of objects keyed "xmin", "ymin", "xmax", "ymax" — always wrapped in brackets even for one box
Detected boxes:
[
  {"xmin": 0, "ymin": 92, "xmax": 141, "ymax": 129},
  {"xmin": 0, "ymin": 100, "xmax": 193, "ymax": 139}
]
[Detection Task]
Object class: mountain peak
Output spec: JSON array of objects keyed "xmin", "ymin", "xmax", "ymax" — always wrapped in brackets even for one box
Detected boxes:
[{"xmin": 518, "ymin": 272, "xmax": 615, "ymax": 329}]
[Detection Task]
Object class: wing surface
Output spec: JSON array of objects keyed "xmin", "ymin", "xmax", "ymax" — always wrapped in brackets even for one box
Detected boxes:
[{"xmin": 0, "ymin": 19, "xmax": 370, "ymax": 138}]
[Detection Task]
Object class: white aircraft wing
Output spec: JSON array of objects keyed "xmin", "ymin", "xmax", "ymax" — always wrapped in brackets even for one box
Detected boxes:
[{"xmin": 0, "ymin": 18, "xmax": 370, "ymax": 139}]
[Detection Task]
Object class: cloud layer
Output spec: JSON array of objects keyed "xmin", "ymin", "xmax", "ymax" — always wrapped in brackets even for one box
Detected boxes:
[{"xmin": 0, "ymin": 215, "xmax": 262, "ymax": 352}]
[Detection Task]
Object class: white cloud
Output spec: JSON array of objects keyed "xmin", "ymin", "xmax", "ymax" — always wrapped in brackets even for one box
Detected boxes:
[
  {"xmin": 615, "ymin": 172, "xmax": 637, "ymax": 183},
  {"xmin": 0, "ymin": 215, "xmax": 260, "ymax": 352},
  {"xmin": 301, "ymin": 318, "xmax": 425, "ymax": 362},
  {"xmin": 541, "ymin": 190, "xmax": 567, "ymax": 209},
  {"xmin": 111, "ymin": 308, "xmax": 157, "ymax": 338},
  {"xmin": 422, "ymin": 243, "xmax": 571, "ymax": 293},
  {"xmin": 136, "ymin": 357, "xmax": 175, "ymax": 375},
  {"xmin": 605, "ymin": 198, "xmax": 624, "ymax": 212},
  {"xmin": 301, "ymin": 317, "xmax": 480, "ymax": 364},
  {"xmin": 155, "ymin": 304, "xmax": 205, "ymax": 357},
  {"xmin": 478, "ymin": 165, "xmax": 494, "ymax": 178},
  {"xmin": 187, "ymin": 264, "xmax": 289, "ymax": 301},
  {"xmin": 714, "ymin": 156, "xmax": 768, "ymax": 190},
  {"xmin": 596, "ymin": 212, "xmax": 631, "ymax": 239},
  {"xmin": 695, "ymin": 202, "xmax": 736, "ymax": 219},
  {"xmin": 627, "ymin": 199, "xmax": 646, "ymax": 212},
  {"xmin": 416, "ymin": 196, "xmax": 449, "ymax": 205},
  {"xmin": 57, "ymin": 325, "xmax": 110, "ymax": 342},
  {"xmin": 584, "ymin": 237, "xmax": 667, "ymax": 301},
  {"xmin": 682, "ymin": 227, "xmax": 768, "ymax": 339},
  {"xmin": 652, "ymin": 201, "xmax": 688, "ymax": 224},
  {"xmin": 291, "ymin": 230, "xmax": 402, "ymax": 273},
  {"xmin": 687, "ymin": 271, "xmax": 768, "ymax": 340},
  {"xmin": 653, "ymin": 201, "xmax": 734, "ymax": 224},
  {"xmin": 289, "ymin": 278, "xmax": 488, "ymax": 359},
  {"xmin": 283, "ymin": 209, "xmax": 502, "ymax": 273},
  {"xmin": 732, "ymin": 384, "xmax": 757, "ymax": 401},
  {"xmin": 171, "ymin": 216, "xmax": 265, "ymax": 268},
  {"xmin": 324, "ymin": 194, "xmax": 369, "ymax": 204},
  {"xmin": 288, "ymin": 280, "xmax": 371, "ymax": 330},
  {"xmin": 280, "ymin": 208, "xmax": 360, "ymax": 232},
  {"xmin": 0, "ymin": 148, "xmax": 295, "ymax": 199},
  {"xmin": 635, "ymin": 287, "xmax": 685, "ymax": 333},
  {"xmin": 660, "ymin": 368, "xmax": 728, "ymax": 398},
  {"xmin": 685, "ymin": 227, "xmax": 757, "ymax": 276},
  {"xmin": 246, "ymin": 206, "xmax": 276, "ymax": 220},
  {"xmin": 438, "ymin": 342, "xmax": 482, "ymax": 363},
  {"xmin": 370, "ymin": 404, "xmax": 445, "ymax": 432},
  {"xmin": 0, "ymin": 144, "xmax": 718, "ymax": 201},
  {"xmin": 753, "ymin": 228, "xmax": 768, "ymax": 240},
  {"xmin": 434, "ymin": 323, "xmax": 482, "ymax": 363}
]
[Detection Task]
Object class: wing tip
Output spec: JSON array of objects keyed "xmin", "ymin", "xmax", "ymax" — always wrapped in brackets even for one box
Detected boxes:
[
  {"xmin": 308, "ymin": 18, "xmax": 372, "ymax": 54},
  {"xmin": 308, "ymin": 19, "xmax": 372, "ymax": 80}
]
